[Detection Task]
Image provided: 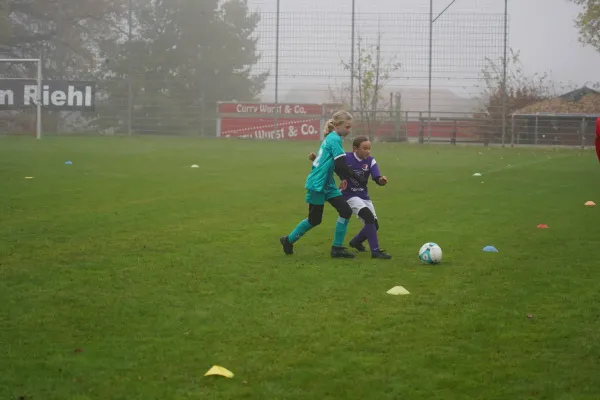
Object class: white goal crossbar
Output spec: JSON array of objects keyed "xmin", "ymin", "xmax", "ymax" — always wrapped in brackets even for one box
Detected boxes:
[{"xmin": 0, "ymin": 58, "xmax": 42, "ymax": 139}]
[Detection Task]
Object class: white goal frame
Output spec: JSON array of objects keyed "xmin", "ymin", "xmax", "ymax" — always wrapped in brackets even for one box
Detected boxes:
[{"xmin": 0, "ymin": 58, "xmax": 42, "ymax": 139}]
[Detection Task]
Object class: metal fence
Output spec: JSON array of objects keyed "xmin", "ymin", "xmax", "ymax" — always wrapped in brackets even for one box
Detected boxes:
[
  {"xmin": 1, "ymin": 5, "xmax": 521, "ymax": 144},
  {"xmin": 510, "ymin": 113, "xmax": 599, "ymax": 148},
  {"xmin": 341, "ymin": 111, "xmax": 599, "ymax": 148},
  {"xmin": 254, "ymin": 9, "xmax": 509, "ymax": 143},
  {"xmin": 86, "ymin": 10, "xmax": 507, "ymax": 141}
]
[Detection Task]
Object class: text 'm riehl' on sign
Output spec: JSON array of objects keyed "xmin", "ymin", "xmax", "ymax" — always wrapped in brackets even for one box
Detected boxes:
[{"xmin": 0, "ymin": 80, "xmax": 95, "ymax": 111}]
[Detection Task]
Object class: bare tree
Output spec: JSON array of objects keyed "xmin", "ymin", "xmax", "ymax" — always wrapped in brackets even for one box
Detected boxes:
[
  {"xmin": 474, "ymin": 48, "xmax": 577, "ymax": 141},
  {"xmin": 329, "ymin": 33, "xmax": 401, "ymax": 139}
]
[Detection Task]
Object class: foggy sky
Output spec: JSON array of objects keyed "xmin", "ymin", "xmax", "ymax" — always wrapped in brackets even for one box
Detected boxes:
[{"xmin": 246, "ymin": 0, "xmax": 599, "ymax": 105}]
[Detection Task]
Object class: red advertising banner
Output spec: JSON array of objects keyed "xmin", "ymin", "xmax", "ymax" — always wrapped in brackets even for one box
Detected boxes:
[
  {"xmin": 218, "ymin": 102, "xmax": 323, "ymax": 116},
  {"xmin": 216, "ymin": 101, "xmax": 477, "ymax": 141},
  {"xmin": 220, "ymin": 117, "xmax": 321, "ymax": 140}
]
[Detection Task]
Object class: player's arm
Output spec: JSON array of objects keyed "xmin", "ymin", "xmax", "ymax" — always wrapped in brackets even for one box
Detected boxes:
[
  {"xmin": 333, "ymin": 156, "xmax": 356, "ymax": 180},
  {"xmin": 328, "ymin": 138, "xmax": 367, "ymax": 184},
  {"xmin": 370, "ymin": 160, "xmax": 388, "ymax": 186},
  {"xmin": 335, "ymin": 157, "xmax": 368, "ymax": 186}
]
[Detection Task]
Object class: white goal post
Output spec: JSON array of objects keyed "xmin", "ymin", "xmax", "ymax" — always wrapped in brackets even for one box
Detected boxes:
[{"xmin": 0, "ymin": 58, "xmax": 42, "ymax": 139}]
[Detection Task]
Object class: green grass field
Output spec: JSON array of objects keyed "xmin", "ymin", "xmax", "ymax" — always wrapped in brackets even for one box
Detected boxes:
[{"xmin": 1, "ymin": 136, "xmax": 600, "ymax": 400}]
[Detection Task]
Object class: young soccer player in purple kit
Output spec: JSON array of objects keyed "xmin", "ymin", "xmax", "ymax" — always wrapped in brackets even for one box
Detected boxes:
[{"xmin": 310, "ymin": 136, "xmax": 391, "ymax": 259}]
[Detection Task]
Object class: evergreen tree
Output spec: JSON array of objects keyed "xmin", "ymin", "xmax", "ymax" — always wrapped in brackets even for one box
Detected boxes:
[
  {"xmin": 94, "ymin": 0, "xmax": 267, "ymax": 134},
  {"xmin": 0, "ymin": 0, "xmax": 124, "ymax": 132}
]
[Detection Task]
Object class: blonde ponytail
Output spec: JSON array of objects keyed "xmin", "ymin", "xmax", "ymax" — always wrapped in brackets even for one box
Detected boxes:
[{"xmin": 323, "ymin": 119, "xmax": 336, "ymax": 136}]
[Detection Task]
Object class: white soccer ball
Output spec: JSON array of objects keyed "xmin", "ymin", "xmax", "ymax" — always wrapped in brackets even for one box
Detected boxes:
[{"xmin": 418, "ymin": 242, "xmax": 442, "ymax": 264}]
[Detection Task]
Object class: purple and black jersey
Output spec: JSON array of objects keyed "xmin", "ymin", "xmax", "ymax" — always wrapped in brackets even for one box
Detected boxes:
[{"xmin": 341, "ymin": 152, "xmax": 381, "ymax": 200}]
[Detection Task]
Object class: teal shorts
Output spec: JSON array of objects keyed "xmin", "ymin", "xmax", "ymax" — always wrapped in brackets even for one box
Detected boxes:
[{"xmin": 305, "ymin": 185, "xmax": 342, "ymax": 205}]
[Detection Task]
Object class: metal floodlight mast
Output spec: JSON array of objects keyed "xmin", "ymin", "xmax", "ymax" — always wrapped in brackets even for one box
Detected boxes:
[
  {"xmin": 350, "ymin": 0, "xmax": 355, "ymax": 112},
  {"xmin": 274, "ymin": 0, "xmax": 280, "ymax": 135},
  {"xmin": 427, "ymin": 0, "xmax": 456, "ymax": 144},
  {"xmin": 0, "ymin": 58, "xmax": 42, "ymax": 139},
  {"xmin": 501, "ymin": 0, "xmax": 508, "ymax": 147},
  {"xmin": 127, "ymin": 0, "xmax": 133, "ymax": 136}
]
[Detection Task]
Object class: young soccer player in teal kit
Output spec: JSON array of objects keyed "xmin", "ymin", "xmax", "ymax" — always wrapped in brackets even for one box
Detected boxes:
[
  {"xmin": 280, "ymin": 111, "xmax": 367, "ymax": 258},
  {"xmin": 309, "ymin": 136, "xmax": 392, "ymax": 259}
]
